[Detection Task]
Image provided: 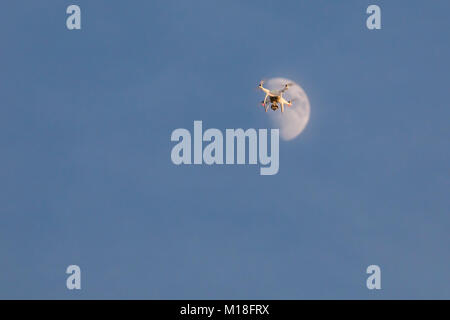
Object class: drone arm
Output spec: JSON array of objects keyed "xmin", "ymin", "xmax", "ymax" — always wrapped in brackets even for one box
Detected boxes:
[
  {"xmin": 260, "ymin": 86, "xmax": 270, "ymax": 94},
  {"xmin": 280, "ymin": 97, "xmax": 292, "ymax": 106}
]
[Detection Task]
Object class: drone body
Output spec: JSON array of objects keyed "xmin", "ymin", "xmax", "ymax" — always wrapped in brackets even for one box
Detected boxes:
[{"xmin": 258, "ymin": 80, "xmax": 293, "ymax": 112}]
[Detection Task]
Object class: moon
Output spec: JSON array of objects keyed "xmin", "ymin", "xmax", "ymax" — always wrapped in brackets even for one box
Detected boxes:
[{"xmin": 264, "ymin": 77, "xmax": 310, "ymax": 141}]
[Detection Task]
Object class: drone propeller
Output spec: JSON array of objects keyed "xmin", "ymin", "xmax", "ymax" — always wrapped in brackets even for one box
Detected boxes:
[
  {"xmin": 278, "ymin": 83, "xmax": 295, "ymax": 94},
  {"xmin": 287, "ymin": 98, "xmax": 298, "ymax": 106},
  {"xmin": 260, "ymin": 77, "xmax": 270, "ymax": 85}
]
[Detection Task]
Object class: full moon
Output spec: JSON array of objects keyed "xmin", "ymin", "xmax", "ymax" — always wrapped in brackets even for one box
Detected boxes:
[{"xmin": 265, "ymin": 77, "xmax": 310, "ymax": 141}]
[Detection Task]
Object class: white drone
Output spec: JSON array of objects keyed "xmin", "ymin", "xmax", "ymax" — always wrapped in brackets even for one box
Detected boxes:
[{"xmin": 258, "ymin": 80, "xmax": 293, "ymax": 113}]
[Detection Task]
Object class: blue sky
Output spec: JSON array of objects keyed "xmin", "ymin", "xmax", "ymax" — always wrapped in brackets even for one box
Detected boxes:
[{"xmin": 0, "ymin": 1, "xmax": 449, "ymax": 299}]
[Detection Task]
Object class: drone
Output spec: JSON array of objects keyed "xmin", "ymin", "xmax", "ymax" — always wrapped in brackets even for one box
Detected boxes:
[{"xmin": 258, "ymin": 80, "xmax": 293, "ymax": 112}]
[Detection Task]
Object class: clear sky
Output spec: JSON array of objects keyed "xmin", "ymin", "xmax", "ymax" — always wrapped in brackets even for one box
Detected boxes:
[{"xmin": 0, "ymin": 1, "xmax": 449, "ymax": 299}]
